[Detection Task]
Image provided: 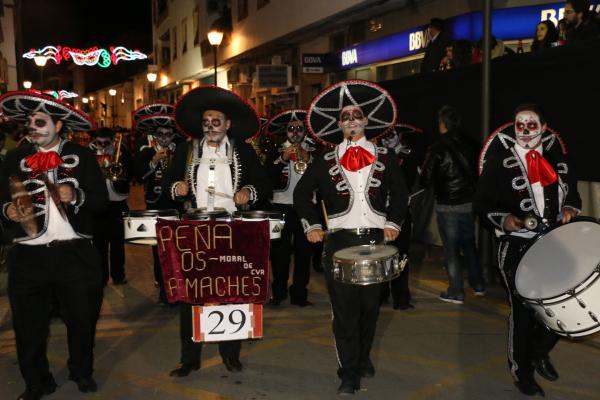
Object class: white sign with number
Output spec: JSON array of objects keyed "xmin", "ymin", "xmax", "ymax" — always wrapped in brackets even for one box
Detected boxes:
[{"xmin": 191, "ymin": 304, "xmax": 263, "ymax": 343}]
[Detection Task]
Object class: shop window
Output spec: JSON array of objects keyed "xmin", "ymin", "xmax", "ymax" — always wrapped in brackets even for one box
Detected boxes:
[{"xmin": 238, "ymin": 0, "xmax": 248, "ymax": 21}]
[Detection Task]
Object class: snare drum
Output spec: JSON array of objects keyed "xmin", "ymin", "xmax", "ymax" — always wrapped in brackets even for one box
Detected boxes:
[
  {"xmin": 232, "ymin": 210, "xmax": 285, "ymax": 239},
  {"xmin": 123, "ymin": 209, "xmax": 179, "ymax": 245},
  {"xmin": 183, "ymin": 208, "xmax": 231, "ymax": 221},
  {"xmin": 332, "ymin": 244, "xmax": 404, "ymax": 285},
  {"xmin": 515, "ymin": 218, "xmax": 600, "ymax": 338}
]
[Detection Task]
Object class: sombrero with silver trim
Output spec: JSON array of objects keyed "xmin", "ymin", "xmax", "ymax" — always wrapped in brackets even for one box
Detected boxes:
[
  {"xmin": 265, "ymin": 109, "xmax": 307, "ymax": 136},
  {"xmin": 135, "ymin": 114, "xmax": 178, "ymax": 135},
  {"xmin": 132, "ymin": 103, "xmax": 174, "ymax": 125},
  {"xmin": 478, "ymin": 122, "xmax": 566, "ymax": 175},
  {"xmin": 307, "ymin": 80, "xmax": 397, "ymax": 146},
  {"xmin": 0, "ymin": 91, "xmax": 95, "ymax": 132},
  {"xmin": 174, "ymin": 85, "xmax": 260, "ymax": 140}
]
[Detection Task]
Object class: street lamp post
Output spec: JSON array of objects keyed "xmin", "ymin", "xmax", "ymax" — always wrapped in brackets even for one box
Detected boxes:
[
  {"xmin": 33, "ymin": 56, "xmax": 48, "ymax": 90},
  {"xmin": 109, "ymin": 89, "xmax": 117, "ymax": 128},
  {"xmin": 207, "ymin": 29, "xmax": 224, "ymax": 86}
]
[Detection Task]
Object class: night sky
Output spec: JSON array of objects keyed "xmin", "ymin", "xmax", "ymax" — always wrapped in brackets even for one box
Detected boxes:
[{"xmin": 21, "ymin": 0, "xmax": 152, "ymax": 90}]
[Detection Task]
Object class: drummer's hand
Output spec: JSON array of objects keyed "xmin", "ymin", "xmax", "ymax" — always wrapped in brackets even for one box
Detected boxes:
[
  {"xmin": 306, "ymin": 229, "xmax": 325, "ymax": 243},
  {"xmin": 6, "ymin": 203, "xmax": 21, "ymax": 222},
  {"xmin": 152, "ymin": 149, "xmax": 169, "ymax": 164},
  {"xmin": 58, "ymin": 184, "xmax": 75, "ymax": 203},
  {"xmin": 281, "ymin": 146, "xmax": 296, "ymax": 161},
  {"xmin": 384, "ymin": 227, "xmax": 399, "ymax": 242},
  {"xmin": 175, "ymin": 181, "xmax": 189, "ymax": 196},
  {"xmin": 503, "ymin": 214, "xmax": 524, "ymax": 232},
  {"xmin": 234, "ymin": 188, "xmax": 250, "ymax": 205},
  {"xmin": 561, "ymin": 207, "xmax": 578, "ymax": 224}
]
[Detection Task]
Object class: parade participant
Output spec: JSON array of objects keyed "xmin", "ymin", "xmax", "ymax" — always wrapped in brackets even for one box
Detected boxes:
[
  {"xmin": 294, "ymin": 80, "xmax": 408, "ymax": 395},
  {"xmin": 474, "ymin": 104, "xmax": 581, "ymax": 396},
  {"xmin": 89, "ymin": 127, "xmax": 133, "ymax": 286},
  {"xmin": 134, "ymin": 109, "xmax": 180, "ymax": 305},
  {"xmin": 265, "ymin": 109, "xmax": 316, "ymax": 306},
  {"xmin": 0, "ymin": 91, "xmax": 108, "ymax": 399},
  {"xmin": 163, "ymin": 85, "xmax": 271, "ymax": 376},
  {"xmin": 378, "ymin": 123, "xmax": 421, "ymax": 309}
]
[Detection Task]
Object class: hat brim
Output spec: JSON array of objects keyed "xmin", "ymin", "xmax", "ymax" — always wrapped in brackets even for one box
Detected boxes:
[
  {"xmin": 132, "ymin": 103, "xmax": 174, "ymax": 127},
  {"xmin": 0, "ymin": 91, "xmax": 95, "ymax": 132},
  {"xmin": 265, "ymin": 109, "xmax": 307, "ymax": 136},
  {"xmin": 478, "ymin": 122, "xmax": 565, "ymax": 175},
  {"xmin": 136, "ymin": 114, "xmax": 178, "ymax": 135},
  {"xmin": 174, "ymin": 85, "xmax": 260, "ymax": 140},
  {"xmin": 307, "ymin": 80, "xmax": 397, "ymax": 147}
]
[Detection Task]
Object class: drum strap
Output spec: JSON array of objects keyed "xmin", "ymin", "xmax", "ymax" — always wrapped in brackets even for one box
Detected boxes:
[{"xmin": 207, "ymin": 160, "xmax": 216, "ymax": 211}]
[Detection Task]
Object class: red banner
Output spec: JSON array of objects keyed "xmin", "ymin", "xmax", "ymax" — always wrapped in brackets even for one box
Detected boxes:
[{"xmin": 156, "ymin": 219, "xmax": 271, "ymax": 304}]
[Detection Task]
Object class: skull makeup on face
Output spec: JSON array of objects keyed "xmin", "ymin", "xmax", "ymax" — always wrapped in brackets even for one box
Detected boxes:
[
  {"xmin": 154, "ymin": 126, "xmax": 175, "ymax": 147},
  {"xmin": 94, "ymin": 137, "xmax": 113, "ymax": 151},
  {"xmin": 202, "ymin": 109, "xmax": 230, "ymax": 146},
  {"xmin": 338, "ymin": 105, "xmax": 368, "ymax": 139},
  {"xmin": 514, "ymin": 111, "xmax": 545, "ymax": 149},
  {"xmin": 286, "ymin": 120, "xmax": 306, "ymax": 144},
  {"xmin": 25, "ymin": 112, "xmax": 62, "ymax": 149},
  {"xmin": 381, "ymin": 130, "xmax": 401, "ymax": 149}
]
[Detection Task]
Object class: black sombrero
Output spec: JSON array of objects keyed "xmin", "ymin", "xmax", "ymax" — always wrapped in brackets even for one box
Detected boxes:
[
  {"xmin": 174, "ymin": 85, "xmax": 260, "ymax": 140},
  {"xmin": 307, "ymin": 80, "xmax": 397, "ymax": 146},
  {"xmin": 0, "ymin": 91, "xmax": 95, "ymax": 132},
  {"xmin": 132, "ymin": 103, "xmax": 174, "ymax": 126},
  {"xmin": 136, "ymin": 114, "xmax": 178, "ymax": 135},
  {"xmin": 265, "ymin": 109, "xmax": 307, "ymax": 136},
  {"xmin": 478, "ymin": 122, "xmax": 566, "ymax": 175}
]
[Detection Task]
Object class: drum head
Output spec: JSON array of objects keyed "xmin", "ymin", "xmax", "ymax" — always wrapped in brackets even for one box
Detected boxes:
[
  {"xmin": 233, "ymin": 210, "xmax": 284, "ymax": 219},
  {"xmin": 516, "ymin": 220, "xmax": 600, "ymax": 299},
  {"xmin": 184, "ymin": 208, "xmax": 230, "ymax": 220},
  {"xmin": 334, "ymin": 244, "xmax": 398, "ymax": 262},
  {"xmin": 124, "ymin": 209, "xmax": 179, "ymax": 218}
]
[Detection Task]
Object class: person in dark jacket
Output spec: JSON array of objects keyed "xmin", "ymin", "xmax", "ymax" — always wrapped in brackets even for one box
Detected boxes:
[
  {"xmin": 420, "ymin": 18, "xmax": 451, "ymax": 73},
  {"xmin": 420, "ymin": 105, "xmax": 485, "ymax": 304},
  {"xmin": 564, "ymin": 0, "xmax": 600, "ymax": 43}
]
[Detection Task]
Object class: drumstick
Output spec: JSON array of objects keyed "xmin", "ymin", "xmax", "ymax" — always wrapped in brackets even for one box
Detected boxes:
[
  {"xmin": 321, "ymin": 200, "xmax": 329, "ymax": 230},
  {"xmin": 205, "ymin": 188, "xmax": 234, "ymax": 199}
]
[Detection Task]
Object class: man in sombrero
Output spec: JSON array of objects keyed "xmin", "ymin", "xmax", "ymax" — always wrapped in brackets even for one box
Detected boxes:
[
  {"xmin": 133, "ymin": 104, "xmax": 180, "ymax": 305},
  {"xmin": 0, "ymin": 91, "xmax": 108, "ymax": 400},
  {"xmin": 294, "ymin": 80, "xmax": 408, "ymax": 395},
  {"xmin": 264, "ymin": 109, "xmax": 317, "ymax": 307},
  {"xmin": 163, "ymin": 85, "xmax": 271, "ymax": 377}
]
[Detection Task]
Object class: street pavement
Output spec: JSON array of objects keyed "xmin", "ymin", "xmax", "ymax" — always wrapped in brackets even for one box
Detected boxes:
[{"xmin": 1, "ymin": 185, "xmax": 599, "ymax": 400}]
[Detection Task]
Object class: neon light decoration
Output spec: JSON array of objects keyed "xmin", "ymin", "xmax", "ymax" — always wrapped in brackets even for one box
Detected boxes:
[{"xmin": 22, "ymin": 46, "xmax": 147, "ymax": 68}]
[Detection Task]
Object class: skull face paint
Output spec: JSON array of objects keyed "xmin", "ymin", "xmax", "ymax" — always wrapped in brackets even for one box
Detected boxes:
[
  {"xmin": 338, "ymin": 105, "xmax": 368, "ymax": 139},
  {"xmin": 286, "ymin": 121, "xmax": 306, "ymax": 144},
  {"xmin": 202, "ymin": 109, "xmax": 230, "ymax": 146},
  {"xmin": 381, "ymin": 130, "xmax": 401, "ymax": 149},
  {"xmin": 514, "ymin": 111, "xmax": 545, "ymax": 149},
  {"xmin": 154, "ymin": 126, "xmax": 175, "ymax": 147},
  {"xmin": 25, "ymin": 112, "xmax": 62, "ymax": 149}
]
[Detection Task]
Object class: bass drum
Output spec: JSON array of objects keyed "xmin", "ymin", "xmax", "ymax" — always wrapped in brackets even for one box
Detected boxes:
[
  {"xmin": 515, "ymin": 218, "xmax": 600, "ymax": 338},
  {"xmin": 123, "ymin": 209, "xmax": 179, "ymax": 245},
  {"xmin": 332, "ymin": 244, "xmax": 405, "ymax": 285}
]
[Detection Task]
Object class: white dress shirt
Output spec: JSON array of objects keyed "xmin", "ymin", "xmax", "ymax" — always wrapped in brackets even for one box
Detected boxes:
[
  {"xmin": 195, "ymin": 137, "xmax": 236, "ymax": 213},
  {"xmin": 22, "ymin": 143, "xmax": 79, "ymax": 245},
  {"xmin": 328, "ymin": 137, "xmax": 387, "ymax": 230}
]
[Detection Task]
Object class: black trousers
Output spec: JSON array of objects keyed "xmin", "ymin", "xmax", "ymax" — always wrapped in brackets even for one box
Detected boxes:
[
  {"xmin": 8, "ymin": 239, "xmax": 103, "ymax": 390},
  {"xmin": 381, "ymin": 213, "xmax": 412, "ymax": 305},
  {"xmin": 270, "ymin": 204, "xmax": 313, "ymax": 302},
  {"xmin": 323, "ymin": 229, "xmax": 385, "ymax": 381},
  {"xmin": 497, "ymin": 237, "xmax": 559, "ymax": 382},
  {"xmin": 93, "ymin": 200, "xmax": 128, "ymax": 284},
  {"xmin": 178, "ymin": 303, "xmax": 242, "ymax": 365},
  {"xmin": 151, "ymin": 245, "xmax": 166, "ymax": 302}
]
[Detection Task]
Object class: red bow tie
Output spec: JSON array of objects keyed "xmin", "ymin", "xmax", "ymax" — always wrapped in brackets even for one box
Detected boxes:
[
  {"xmin": 25, "ymin": 151, "xmax": 64, "ymax": 173},
  {"xmin": 526, "ymin": 150, "xmax": 557, "ymax": 186},
  {"xmin": 97, "ymin": 153, "xmax": 112, "ymax": 164},
  {"xmin": 340, "ymin": 145, "xmax": 376, "ymax": 172}
]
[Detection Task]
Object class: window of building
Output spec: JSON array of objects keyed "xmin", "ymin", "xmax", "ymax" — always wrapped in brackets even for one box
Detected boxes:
[
  {"xmin": 181, "ymin": 18, "xmax": 188, "ymax": 54},
  {"xmin": 159, "ymin": 30, "xmax": 171, "ymax": 65},
  {"xmin": 155, "ymin": 0, "xmax": 168, "ymax": 23},
  {"xmin": 193, "ymin": 7, "xmax": 200, "ymax": 46},
  {"xmin": 172, "ymin": 27, "xmax": 177, "ymax": 60},
  {"xmin": 257, "ymin": 0, "xmax": 269, "ymax": 9},
  {"xmin": 237, "ymin": 0, "xmax": 248, "ymax": 21}
]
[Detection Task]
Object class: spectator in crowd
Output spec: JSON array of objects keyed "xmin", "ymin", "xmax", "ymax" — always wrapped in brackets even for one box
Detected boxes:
[
  {"xmin": 420, "ymin": 18, "xmax": 451, "ymax": 73},
  {"xmin": 453, "ymin": 39, "xmax": 475, "ymax": 67},
  {"xmin": 531, "ymin": 20, "xmax": 559, "ymax": 51},
  {"xmin": 420, "ymin": 106, "xmax": 486, "ymax": 304},
  {"xmin": 564, "ymin": 0, "xmax": 600, "ymax": 43},
  {"xmin": 557, "ymin": 18, "xmax": 568, "ymax": 44},
  {"xmin": 438, "ymin": 42, "xmax": 454, "ymax": 70}
]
